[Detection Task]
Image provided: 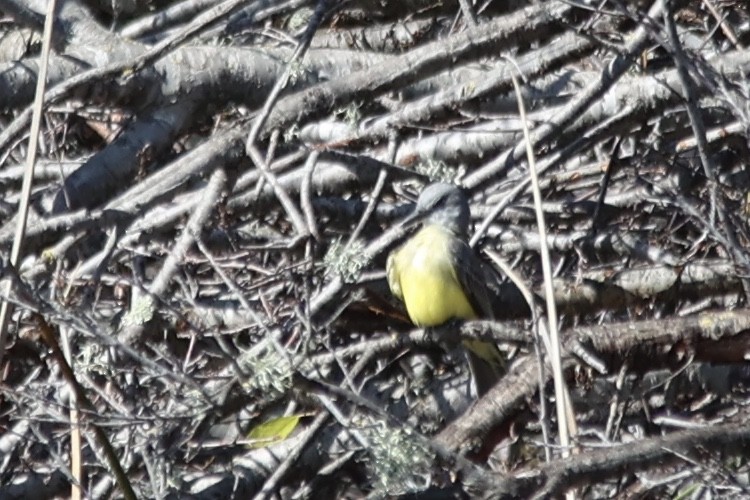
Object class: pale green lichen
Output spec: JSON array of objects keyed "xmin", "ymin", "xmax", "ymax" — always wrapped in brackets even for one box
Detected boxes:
[
  {"xmin": 122, "ymin": 295, "xmax": 156, "ymax": 327},
  {"xmin": 323, "ymin": 238, "xmax": 368, "ymax": 283},
  {"xmin": 364, "ymin": 421, "xmax": 433, "ymax": 496},
  {"xmin": 415, "ymin": 159, "xmax": 465, "ymax": 184},
  {"xmin": 240, "ymin": 347, "xmax": 292, "ymax": 395},
  {"xmin": 335, "ymin": 102, "xmax": 362, "ymax": 126}
]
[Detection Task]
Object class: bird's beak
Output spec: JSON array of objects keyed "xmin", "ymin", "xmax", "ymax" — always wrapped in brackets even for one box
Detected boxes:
[{"xmin": 398, "ymin": 209, "xmax": 425, "ymax": 229}]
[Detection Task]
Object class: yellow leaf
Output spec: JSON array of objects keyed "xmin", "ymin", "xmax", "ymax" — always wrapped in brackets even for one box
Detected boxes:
[{"xmin": 247, "ymin": 415, "xmax": 303, "ymax": 448}]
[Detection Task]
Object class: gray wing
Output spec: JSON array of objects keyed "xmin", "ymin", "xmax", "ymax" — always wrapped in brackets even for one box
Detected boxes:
[
  {"xmin": 450, "ymin": 239, "xmax": 495, "ymax": 320},
  {"xmin": 450, "ymin": 239, "xmax": 505, "ymax": 396}
]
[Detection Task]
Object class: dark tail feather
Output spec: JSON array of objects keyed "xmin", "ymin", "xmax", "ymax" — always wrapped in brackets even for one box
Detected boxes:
[{"xmin": 465, "ymin": 344, "xmax": 505, "ymax": 396}]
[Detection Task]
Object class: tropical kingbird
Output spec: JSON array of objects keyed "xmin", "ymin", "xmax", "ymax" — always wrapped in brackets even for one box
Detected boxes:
[{"xmin": 386, "ymin": 183, "xmax": 504, "ymax": 396}]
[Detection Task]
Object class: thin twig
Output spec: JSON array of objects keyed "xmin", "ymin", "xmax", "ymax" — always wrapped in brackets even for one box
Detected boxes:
[
  {"xmin": 507, "ymin": 61, "xmax": 571, "ymax": 465},
  {"xmin": 0, "ymin": 0, "xmax": 57, "ymax": 369}
]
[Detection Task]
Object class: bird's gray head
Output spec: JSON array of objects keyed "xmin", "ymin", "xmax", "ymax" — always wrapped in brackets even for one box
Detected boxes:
[{"xmin": 412, "ymin": 183, "xmax": 470, "ymax": 236}]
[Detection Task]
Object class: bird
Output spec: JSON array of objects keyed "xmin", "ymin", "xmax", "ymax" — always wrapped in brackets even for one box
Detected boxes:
[{"xmin": 386, "ymin": 183, "xmax": 504, "ymax": 396}]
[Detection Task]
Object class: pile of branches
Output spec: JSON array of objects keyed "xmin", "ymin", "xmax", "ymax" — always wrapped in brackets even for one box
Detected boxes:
[{"xmin": 2, "ymin": 0, "xmax": 750, "ymax": 497}]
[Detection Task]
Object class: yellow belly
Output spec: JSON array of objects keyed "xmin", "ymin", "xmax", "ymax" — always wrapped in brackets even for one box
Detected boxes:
[{"xmin": 392, "ymin": 226, "xmax": 477, "ymax": 327}]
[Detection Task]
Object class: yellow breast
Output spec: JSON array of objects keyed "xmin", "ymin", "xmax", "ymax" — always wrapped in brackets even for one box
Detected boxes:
[{"xmin": 388, "ymin": 225, "xmax": 477, "ymax": 326}]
